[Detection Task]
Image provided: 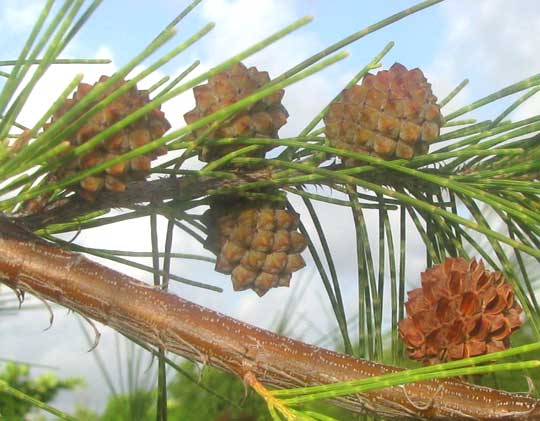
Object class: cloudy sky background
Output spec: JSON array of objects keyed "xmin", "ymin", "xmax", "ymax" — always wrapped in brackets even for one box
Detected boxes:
[{"xmin": 1, "ymin": 0, "xmax": 540, "ymax": 415}]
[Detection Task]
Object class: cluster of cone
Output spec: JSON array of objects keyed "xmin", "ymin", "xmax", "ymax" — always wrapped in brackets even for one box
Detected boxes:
[
  {"xmin": 399, "ymin": 257, "xmax": 522, "ymax": 365},
  {"xmin": 31, "ymin": 61, "xmax": 524, "ymax": 357},
  {"xmin": 38, "ymin": 64, "xmax": 304, "ymax": 296},
  {"xmin": 184, "ymin": 62, "xmax": 307, "ymax": 296}
]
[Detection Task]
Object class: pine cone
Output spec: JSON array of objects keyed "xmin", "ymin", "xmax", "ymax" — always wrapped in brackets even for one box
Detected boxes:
[
  {"xmin": 399, "ymin": 257, "xmax": 522, "ymax": 365},
  {"xmin": 324, "ymin": 63, "xmax": 442, "ymax": 165},
  {"xmin": 52, "ymin": 75, "xmax": 170, "ymax": 201},
  {"xmin": 204, "ymin": 199, "xmax": 307, "ymax": 296},
  {"xmin": 184, "ymin": 62, "xmax": 288, "ymax": 162}
]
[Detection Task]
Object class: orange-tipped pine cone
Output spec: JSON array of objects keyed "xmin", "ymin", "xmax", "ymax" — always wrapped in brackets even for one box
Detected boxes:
[
  {"xmin": 204, "ymin": 200, "xmax": 308, "ymax": 296},
  {"xmin": 399, "ymin": 257, "xmax": 522, "ymax": 365},
  {"xmin": 52, "ymin": 75, "xmax": 170, "ymax": 201},
  {"xmin": 324, "ymin": 63, "xmax": 442, "ymax": 165},
  {"xmin": 183, "ymin": 62, "xmax": 288, "ymax": 162}
]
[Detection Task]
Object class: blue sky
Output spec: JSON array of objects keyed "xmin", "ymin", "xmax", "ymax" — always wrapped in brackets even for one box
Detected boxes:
[
  {"xmin": 2, "ymin": 0, "xmax": 540, "ymax": 415},
  {"xmin": 6, "ymin": 0, "xmax": 540, "ymax": 132},
  {"xmin": 7, "ymin": 1, "xmax": 445, "ymax": 66}
]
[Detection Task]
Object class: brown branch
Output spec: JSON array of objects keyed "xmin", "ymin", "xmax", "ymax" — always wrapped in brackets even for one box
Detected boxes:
[
  {"xmin": 14, "ymin": 166, "xmax": 437, "ymax": 232},
  {"xmin": 15, "ymin": 168, "xmax": 276, "ymax": 230},
  {"xmin": 1, "ymin": 217, "xmax": 539, "ymax": 420}
]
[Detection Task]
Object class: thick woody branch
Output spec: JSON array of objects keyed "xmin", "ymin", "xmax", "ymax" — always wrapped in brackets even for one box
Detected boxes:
[{"xmin": 1, "ymin": 217, "xmax": 539, "ymax": 420}]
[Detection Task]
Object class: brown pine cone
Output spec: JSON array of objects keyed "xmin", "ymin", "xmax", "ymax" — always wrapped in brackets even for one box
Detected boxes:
[
  {"xmin": 324, "ymin": 62, "xmax": 442, "ymax": 165},
  {"xmin": 51, "ymin": 75, "xmax": 170, "ymax": 201},
  {"xmin": 184, "ymin": 62, "xmax": 288, "ymax": 163},
  {"xmin": 204, "ymin": 199, "xmax": 307, "ymax": 296},
  {"xmin": 399, "ymin": 257, "xmax": 522, "ymax": 365}
]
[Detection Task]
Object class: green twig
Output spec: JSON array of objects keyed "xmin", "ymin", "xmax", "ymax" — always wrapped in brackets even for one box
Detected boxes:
[
  {"xmin": 0, "ymin": 380, "xmax": 76, "ymax": 420},
  {"xmin": 438, "ymin": 78, "xmax": 468, "ymax": 108}
]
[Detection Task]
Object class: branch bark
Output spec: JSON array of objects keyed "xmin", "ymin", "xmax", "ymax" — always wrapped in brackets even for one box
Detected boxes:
[
  {"xmin": 1, "ymin": 217, "xmax": 539, "ymax": 420},
  {"xmin": 16, "ymin": 168, "xmax": 275, "ymax": 230}
]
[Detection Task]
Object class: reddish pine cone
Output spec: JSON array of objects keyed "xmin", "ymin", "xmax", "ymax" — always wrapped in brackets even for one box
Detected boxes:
[
  {"xmin": 52, "ymin": 75, "xmax": 170, "ymax": 200},
  {"xmin": 204, "ymin": 201, "xmax": 307, "ymax": 296},
  {"xmin": 399, "ymin": 257, "xmax": 522, "ymax": 365},
  {"xmin": 324, "ymin": 63, "xmax": 442, "ymax": 164},
  {"xmin": 183, "ymin": 62, "xmax": 288, "ymax": 162}
]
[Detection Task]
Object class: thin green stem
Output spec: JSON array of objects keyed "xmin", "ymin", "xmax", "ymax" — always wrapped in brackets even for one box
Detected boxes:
[
  {"xmin": 300, "ymin": 41, "xmax": 394, "ymax": 137},
  {"xmin": 273, "ymin": 342, "xmax": 540, "ymax": 398},
  {"xmin": 0, "ymin": 380, "xmax": 77, "ymax": 420},
  {"xmin": 302, "ymin": 196, "xmax": 353, "ymax": 355},
  {"xmin": 228, "ymin": 157, "xmax": 540, "ymax": 259},
  {"xmin": 347, "ymin": 185, "xmax": 373, "ymax": 359},
  {"xmin": 274, "ymin": 0, "xmax": 443, "ymax": 84},
  {"xmin": 438, "ymin": 78, "xmax": 468, "ymax": 108},
  {"xmin": 281, "ymin": 361, "xmax": 540, "ymax": 404},
  {"xmin": 0, "ymin": 0, "xmax": 54, "ymax": 119},
  {"xmin": 152, "ymin": 0, "xmax": 203, "ymax": 42},
  {"xmin": 291, "ymin": 203, "xmax": 351, "ymax": 355},
  {"xmin": 155, "ymin": 60, "xmax": 200, "ymax": 99},
  {"xmin": 490, "ymin": 86, "xmax": 540, "ymax": 128},
  {"xmin": 0, "ymin": 0, "xmax": 78, "ymax": 139},
  {"xmin": 382, "ymin": 205, "xmax": 398, "ymax": 364},
  {"xmin": 443, "ymin": 119, "xmax": 476, "ymax": 127},
  {"xmin": 52, "ymin": 237, "xmax": 222, "ymax": 292},
  {"xmin": 148, "ymin": 76, "xmax": 170, "ymax": 93},
  {"xmin": 0, "ymin": 59, "xmax": 110, "ymax": 66},
  {"xmin": 445, "ymin": 74, "xmax": 540, "ymax": 121}
]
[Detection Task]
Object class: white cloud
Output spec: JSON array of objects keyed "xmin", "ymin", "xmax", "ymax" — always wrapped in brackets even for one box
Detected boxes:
[
  {"xmin": 429, "ymin": 0, "xmax": 540, "ymax": 119},
  {"xmin": 0, "ymin": 1, "xmax": 41, "ymax": 33},
  {"xmin": 200, "ymin": 0, "xmax": 305, "ymax": 66}
]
